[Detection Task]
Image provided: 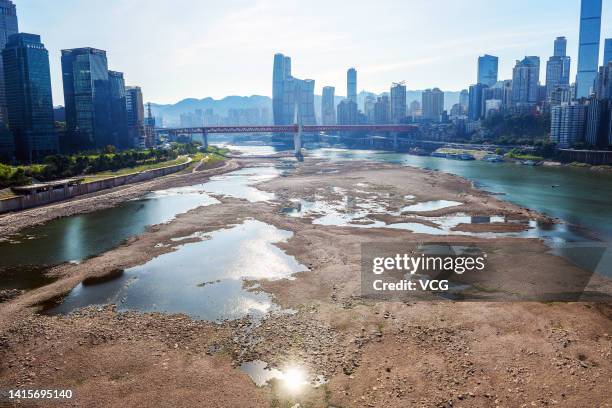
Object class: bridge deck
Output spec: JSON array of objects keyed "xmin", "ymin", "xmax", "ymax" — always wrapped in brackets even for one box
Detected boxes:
[{"xmin": 158, "ymin": 124, "xmax": 418, "ymax": 134}]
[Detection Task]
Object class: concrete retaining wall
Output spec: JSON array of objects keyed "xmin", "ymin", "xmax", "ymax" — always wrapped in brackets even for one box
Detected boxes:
[{"xmin": 0, "ymin": 160, "xmax": 191, "ymax": 214}]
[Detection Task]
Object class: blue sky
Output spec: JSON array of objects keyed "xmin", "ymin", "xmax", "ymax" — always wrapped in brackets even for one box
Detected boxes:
[{"xmin": 16, "ymin": 0, "xmax": 612, "ymax": 105}]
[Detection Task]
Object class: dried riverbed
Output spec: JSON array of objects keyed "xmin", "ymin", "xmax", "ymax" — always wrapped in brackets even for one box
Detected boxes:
[{"xmin": 0, "ymin": 157, "xmax": 611, "ymax": 407}]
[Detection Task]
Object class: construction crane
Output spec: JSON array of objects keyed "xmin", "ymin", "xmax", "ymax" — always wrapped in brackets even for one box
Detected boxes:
[{"xmin": 392, "ymin": 80, "xmax": 406, "ymax": 87}]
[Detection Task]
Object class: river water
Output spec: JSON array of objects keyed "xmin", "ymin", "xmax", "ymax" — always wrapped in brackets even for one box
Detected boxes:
[
  {"xmin": 308, "ymin": 148, "xmax": 612, "ymax": 239},
  {"xmin": 1, "ymin": 145, "xmax": 610, "ymax": 298},
  {"xmin": 0, "ymin": 186, "xmax": 219, "ymax": 290}
]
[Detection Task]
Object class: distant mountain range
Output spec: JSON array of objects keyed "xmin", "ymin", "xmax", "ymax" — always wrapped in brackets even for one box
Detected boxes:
[{"xmin": 150, "ymin": 90, "xmax": 462, "ymax": 127}]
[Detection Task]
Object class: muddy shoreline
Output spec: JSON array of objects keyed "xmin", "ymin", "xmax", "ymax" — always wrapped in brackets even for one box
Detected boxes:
[{"xmin": 0, "ymin": 157, "xmax": 610, "ymax": 407}]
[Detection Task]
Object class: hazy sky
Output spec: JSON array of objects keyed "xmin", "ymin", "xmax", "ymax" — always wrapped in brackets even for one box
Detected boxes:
[{"xmin": 16, "ymin": 0, "xmax": 612, "ymax": 105}]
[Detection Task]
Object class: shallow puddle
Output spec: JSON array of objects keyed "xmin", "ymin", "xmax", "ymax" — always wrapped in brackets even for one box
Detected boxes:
[
  {"xmin": 401, "ymin": 200, "xmax": 463, "ymax": 212},
  {"xmin": 201, "ymin": 167, "xmax": 279, "ymax": 202},
  {"xmin": 47, "ymin": 220, "xmax": 308, "ymax": 321},
  {"xmin": 282, "ymin": 196, "xmax": 388, "ymax": 228},
  {"xmin": 240, "ymin": 360, "xmax": 326, "ymax": 391}
]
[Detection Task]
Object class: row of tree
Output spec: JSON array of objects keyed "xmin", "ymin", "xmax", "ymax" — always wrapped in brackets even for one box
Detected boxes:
[{"xmin": 0, "ymin": 143, "xmax": 201, "ymax": 189}]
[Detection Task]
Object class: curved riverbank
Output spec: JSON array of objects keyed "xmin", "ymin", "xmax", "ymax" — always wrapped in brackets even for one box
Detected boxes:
[{"xmin": 0, "ymin": 159, "xmax": 240, "ymax": 237}]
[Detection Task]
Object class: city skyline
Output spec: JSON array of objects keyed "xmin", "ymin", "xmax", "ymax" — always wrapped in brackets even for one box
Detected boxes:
[{"xmin": 15, "ymin": 0, "xmax": 612, "ymax": 105}]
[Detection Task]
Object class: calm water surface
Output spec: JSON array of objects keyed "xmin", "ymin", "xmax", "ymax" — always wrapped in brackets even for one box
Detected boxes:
[
  {"xmin": 309, "ymin": 148, "xmax": 612, "ymax": 239},
  {"xmin": 0, "ymin": 166, "xmax": 279, "ymax": 290},
  {"xmin": 48, "ymin": 219, "xmax": 307, "ymax": 320}
]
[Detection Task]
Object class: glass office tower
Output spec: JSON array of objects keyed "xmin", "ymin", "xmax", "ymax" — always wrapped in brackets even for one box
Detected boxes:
[
  {"xmin": 2, "ymin": 33, "xmax": 58, "ymax": 162},
  {"xmin": 126, "ymin": 86, "xmax": 144, "ymax": 148},
  {"xmin": 108, "ymin": 70, "xmax": 129, "ymax": 149},
  {"xmin": 575, "ymin": 0, "xmax": 602, "ymax": 98},
  {"xmin": 61, "ymin": 48, "xmax": 112, "ymax": 150},
  {"xmin": 0, "ymin": 0, "xmax": 18, "ymax": 125},
  {"xmin": 604, "ymin": 38, "xmax": 612, "ymax": 65},
  {"xmin": 477, "ymin": 55, "xmax": 498, "ymax": 87}
]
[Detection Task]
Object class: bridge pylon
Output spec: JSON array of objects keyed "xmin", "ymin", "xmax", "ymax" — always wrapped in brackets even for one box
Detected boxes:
[
  {"xmin": 202, "ymin": 130, "xmax": 208, "ymax": 149},
  {"xmin": 294, "ymin": 123, "xmax": 302, "ymax": 155}
]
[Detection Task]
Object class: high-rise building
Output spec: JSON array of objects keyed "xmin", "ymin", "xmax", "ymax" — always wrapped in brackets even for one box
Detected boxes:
[
  {"xmin": 271, "ymin": 53, "xmax": 316, "ymax": 125},
  {"xmin": 595, "ymin": 62, "xmax": 612, "ymax": 100},
  {"xmin": 2, "ymin": 33, "xmax": 57, "ymax": 162},
  {"xmin": 512, "ymin": 56, "xmax": 540, "ymax": 106},
  {"xmin": 144, "ymin": 102, "xmax": 156, "ymax": 148},
  {"xmin": 554, "ymin": 36, "xmax": 567, "ymax": 57},
  {"xmin": 604, "ymin": 38, "xmax": 612, "ymax": 65},
  {"xmin": 0, "ymin": 0, "xmax": 18, "ymax": 125},
  {"xmin": 125, "ymin": 86, "xmax": 144, "ymax": 148},
  {"xmin": 374, "ymin": 96, "xmax": 390, "ymax": 124},
  {"xmin": 390, "ymin": 82, "xmax": 406, "ymax": 123},
  {"xmin": 546, "ymin": 37, "xmax": 571, "ymax": 99},
  {"xmin": 422, "ymin": 88, "xmax": 444, "ymax": 121},
  {"xmin": 296, "ymin": 79, "xmax": 316, "ymax": 125},
  {"xmin": 62, "ymin": 47, "xmax": 113, "ymax": 150},
  {"xmin": 449, "ymin": 103, "xmax": 466, "ymax": 118},
  {"xmin": 53, "ymin": 106, "xmax": 66, "ymax": 122},
  {"xmin": 409, "ymin": 100, "xmax": 421, "ymax": 120},
  {"xmin": 347, "ymin": 68, "xmax": 357, "ymax": 103},
  {"xmin": 337, "ymin": 99, "xmax": 358, "ymax": 125},
  {"xmin": 550, "ymin": 86, "xmax": 571, "ymax": 107},
  {"xmin": 477, "ymin": 54, "xmax": 498, "ymax": 87},
  {"xmin": 576, "ymin": 0, "xmax": 602, "ymax": 98},
  {"xmin": 459, "ymin": 89, "xmax": 469, "ymax": 110},
  {"xmin": 321, "ymin": 86, "xmax": 336, "ymax": 125},
  {"xmin": 468, "ymin": 83, "xmax": 487, "ymax": 121},
  {"xmin": 485, "ymin": 99, "xmax": 503, "ymax": 117},
  {"xmin": 585, "ymin": 97, "xmax": 611, "ymax": 146},
  {"xmin": 364, "ymin": 94, "xmax": 376, "ymax": 124},
  {"xmin": 489, "ymin": 80, "xmax": 513, "ymax": 109},
  {"xmin": 108, "ymin": 71, "xmax": 129, "ymax": 149},
  {"xmin": 272, "ymin": 53, "xmax": 291, "ymax": 125},
  {"xmin": 551, "ymin": 104, "xmax": 586, "ymax": 147}
]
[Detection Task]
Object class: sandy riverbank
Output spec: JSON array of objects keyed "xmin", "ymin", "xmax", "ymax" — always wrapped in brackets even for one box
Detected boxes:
[{"xmin": 0, "ymin": 157, "xmax": 610, "ymax": 407}]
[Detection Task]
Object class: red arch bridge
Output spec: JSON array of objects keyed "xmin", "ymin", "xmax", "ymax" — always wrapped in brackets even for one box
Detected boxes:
[{"xmin": 156, "ymin": 124, "xmax": 419, "ymax": 154}]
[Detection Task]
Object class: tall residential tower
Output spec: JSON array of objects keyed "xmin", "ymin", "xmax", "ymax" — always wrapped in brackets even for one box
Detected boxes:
[
  {"xmin": 271, "ymin": 53, "xmax": 316, "ymax": 125},
  {"xmin": 347, "ymin": 68, "xmax": 357, "ymax": 103},
  {"xmin": 390, "ymin": 82, "xmax": 406, "ymax": 123},
  {"xmin": 512, "ymin": 56, "xmax": 540, "ymax": 107},
  {"xmin": 422, "ymin": 88, "xmax": 444, "ymax": 121},
  {"xmin": 545, "ymin": 37, "xmax": 571, "ymax": 98},
  {"xmin": 321, "ymin": 86, "xmax": 336, "ymax": 125}
]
